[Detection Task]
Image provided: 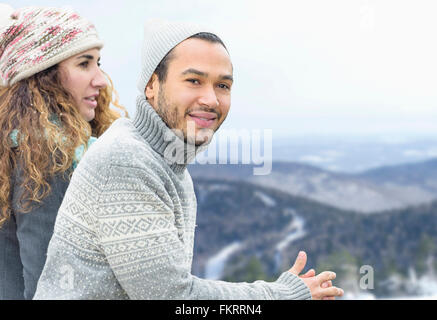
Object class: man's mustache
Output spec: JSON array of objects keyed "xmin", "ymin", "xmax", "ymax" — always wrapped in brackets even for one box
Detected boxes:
[{"xmin": 185, "ymin": 107, "xmax": 221, "ymax": 119}]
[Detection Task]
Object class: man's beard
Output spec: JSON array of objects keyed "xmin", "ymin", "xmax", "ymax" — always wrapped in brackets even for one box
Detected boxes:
[{"xmin": 155, "ymin": 86, "xmax": 222, "ymax": 146}]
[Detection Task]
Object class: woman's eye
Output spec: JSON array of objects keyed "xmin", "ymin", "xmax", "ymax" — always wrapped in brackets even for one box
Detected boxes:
[{"xmin": 79, "ymin": 61, "xmax": 89, "ymax": 68}]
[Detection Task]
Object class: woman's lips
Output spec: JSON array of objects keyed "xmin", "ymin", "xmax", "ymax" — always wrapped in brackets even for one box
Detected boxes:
[
  {"xmin": 84, "ymin": 95, "xmax": 98, "ymax": 108},
  {"xmin": 188, "ymin": 112, "xmax": 218, "ymax": 128}
]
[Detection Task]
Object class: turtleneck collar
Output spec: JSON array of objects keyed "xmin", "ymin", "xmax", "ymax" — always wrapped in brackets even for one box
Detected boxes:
[{"xmin": 132, "ymin": 94, "xmax": 208, "ymax": 175}]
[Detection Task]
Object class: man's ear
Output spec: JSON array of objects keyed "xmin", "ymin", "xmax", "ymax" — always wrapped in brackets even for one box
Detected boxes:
[{"xmin": 145, "ymin": 73, "xmax": 159, "ymax": 103}]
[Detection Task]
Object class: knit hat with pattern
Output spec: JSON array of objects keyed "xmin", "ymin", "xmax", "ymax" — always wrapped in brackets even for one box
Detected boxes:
[
  {"xmin": 0, "ymin": 5, "xmax": 103, "ymax": 87},
  {"xmin": 137, "ymin": 19, "xmax": 216, "ymax": 95}
]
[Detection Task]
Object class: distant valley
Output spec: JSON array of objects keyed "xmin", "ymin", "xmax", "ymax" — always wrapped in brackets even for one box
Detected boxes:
[{"xmin": 188, "ymin": 159, "xmax": 437, "ymax": 298}]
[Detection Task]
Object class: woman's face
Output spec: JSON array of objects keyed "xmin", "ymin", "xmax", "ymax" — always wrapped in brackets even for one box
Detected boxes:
[{"xmin": 58, "ymin": 48, "xmax": 107, "ymax": 122}]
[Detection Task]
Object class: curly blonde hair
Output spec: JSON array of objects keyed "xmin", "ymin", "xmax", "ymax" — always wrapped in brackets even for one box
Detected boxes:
[{"xmin": 0, "ymin": 64, "xmax": 127, "ymax": 228}]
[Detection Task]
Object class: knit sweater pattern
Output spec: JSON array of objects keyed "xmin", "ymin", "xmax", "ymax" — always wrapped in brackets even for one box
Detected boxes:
[{"xmin": 34, "ymin": 95, "xmax": 312, "ymax": 300}]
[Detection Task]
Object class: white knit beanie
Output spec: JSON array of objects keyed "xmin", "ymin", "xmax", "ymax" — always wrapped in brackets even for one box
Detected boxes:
[
  {"xmin": 0, "ymin": 5, "xmax": 103, "ymax": 87},
  {"xmin": 137, "ymin": 19, "xmax": 217, "ymax": 95}
]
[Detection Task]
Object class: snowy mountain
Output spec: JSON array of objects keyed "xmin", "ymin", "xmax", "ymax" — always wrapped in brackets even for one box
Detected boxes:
[{"xmin": 189, "ymin": 159, "xmax": 437, "ymax": 213}]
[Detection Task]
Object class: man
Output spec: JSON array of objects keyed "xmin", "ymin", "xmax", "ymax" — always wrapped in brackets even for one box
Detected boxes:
[{"xmin": 34, "ymin": 20, "xmax": 344, "ymax": 300}]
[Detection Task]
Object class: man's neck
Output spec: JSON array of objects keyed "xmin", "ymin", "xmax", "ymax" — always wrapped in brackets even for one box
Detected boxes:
[{"xmin": 132, "ymin": 94, "xmax": 208, "ymax": 174}]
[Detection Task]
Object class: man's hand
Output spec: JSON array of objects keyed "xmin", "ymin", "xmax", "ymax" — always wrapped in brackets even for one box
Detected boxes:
[{"xmin": 288, "ymin": 251, "xmax": 344, "ymax": 300}]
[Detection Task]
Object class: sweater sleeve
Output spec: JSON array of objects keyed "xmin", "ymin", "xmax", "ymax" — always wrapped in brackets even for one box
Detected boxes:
[{"xmin": 97, "ymin": 164, "xmax": 312, "ymax": 300}]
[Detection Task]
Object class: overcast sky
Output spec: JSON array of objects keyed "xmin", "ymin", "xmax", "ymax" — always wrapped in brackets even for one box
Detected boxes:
[{"xmin": 11, "ymin": 0, "xmax": 437, "ymax": 138}]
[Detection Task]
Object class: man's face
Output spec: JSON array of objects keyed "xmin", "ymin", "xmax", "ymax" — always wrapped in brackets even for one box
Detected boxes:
[{"xmin": 147, "ymin": 38, "xmax": 233, "ymax": 146}]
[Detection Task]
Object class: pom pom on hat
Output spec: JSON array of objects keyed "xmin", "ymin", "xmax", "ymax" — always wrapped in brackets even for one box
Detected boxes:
[{"xmin": 0, "ymin": 4, "xmax": 14, "ymax": 32}]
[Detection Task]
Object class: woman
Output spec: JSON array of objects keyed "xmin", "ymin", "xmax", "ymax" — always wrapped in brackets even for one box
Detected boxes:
[{"xmin": 0, "ymin": 5, "xmax": 127, "ymax": 299}]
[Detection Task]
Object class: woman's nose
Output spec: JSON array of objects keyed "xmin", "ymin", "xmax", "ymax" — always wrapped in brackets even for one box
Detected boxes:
[{"xmin": 92, "ymin": 68, "xmax": 107, "ymax": 89}]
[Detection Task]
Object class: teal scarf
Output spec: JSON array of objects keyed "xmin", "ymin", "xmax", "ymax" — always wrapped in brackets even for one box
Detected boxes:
[
  {"xmin": 73, "ymin": 136, "xmax": 96, "ymax": 169},
  {"xmin": 9, "ymin": 124, "xmax": 96, "ymax": 169}
]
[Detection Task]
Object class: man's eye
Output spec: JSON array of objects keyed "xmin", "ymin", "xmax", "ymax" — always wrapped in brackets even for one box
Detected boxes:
[
  {"xmin": 218, "ymin": 83, "xmax": 230, "ymax": 90},
  {"xmin": 187, "ymin": 79, "xmax": 200, "ymax": 84}
]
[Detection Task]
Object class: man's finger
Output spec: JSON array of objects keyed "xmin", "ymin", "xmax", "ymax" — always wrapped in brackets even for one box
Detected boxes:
[
  {"xmin": 288, "ymin": 251, "xmax": 307, "ymax": 275},
  {"xmin": 289, "ymin": 251, "xmax": 307, "ymax": 275},
  {"xmin": 317, "ymin": 271, "xmax": 336, "ymax": 284},
  {"xmin": 322, "ymin": 286, "xmax": 344, "ymax": 297},
  {"xmin": 321, "ymin": 280, "xmax": 332, "ymax": 288},
  {"xmin": 300, "ymin": 268, "xmax": 315, "ymax": 278}
]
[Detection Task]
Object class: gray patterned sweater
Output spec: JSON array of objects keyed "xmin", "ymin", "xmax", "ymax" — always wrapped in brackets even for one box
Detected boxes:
[{"xmin": 34, "ymin": 95, "xmax": 312, "ymax": 300}]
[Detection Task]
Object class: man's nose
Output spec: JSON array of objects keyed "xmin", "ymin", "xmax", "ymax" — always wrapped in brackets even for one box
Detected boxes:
[
  {"xmin": 198, "ymin": 85, "xmax": 219, "ymax": 108},
  {"xmin": 91, "ymin": 68, "xmax": 108, "ymax": 89}
]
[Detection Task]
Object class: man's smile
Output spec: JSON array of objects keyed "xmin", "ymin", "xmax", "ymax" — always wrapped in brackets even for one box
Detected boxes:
[{"xmin": 187, "ymin": 111, "xmax": 218, "ymax": 128}]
